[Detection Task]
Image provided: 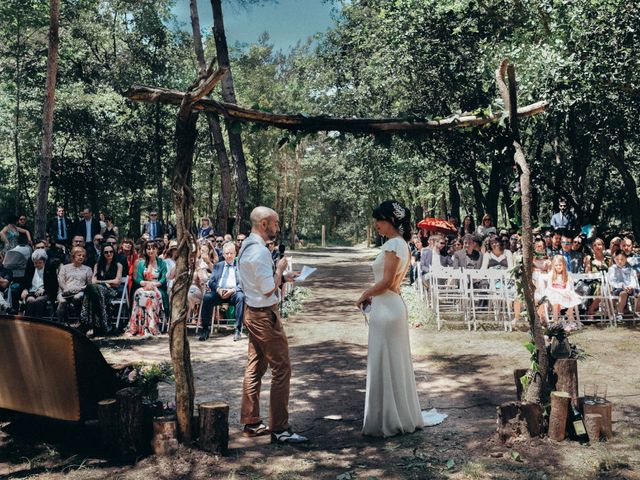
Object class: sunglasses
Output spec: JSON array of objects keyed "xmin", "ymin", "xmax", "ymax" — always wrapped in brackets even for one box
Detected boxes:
[
  {"xmin": 562, "ymin": 241, "xmax": 572, "ymax": 245},
  {"xmin": 573, "ymin": 241, "xmax": 581, "ymax": 245},
  {"xmin": 103, "ymin": 250, "xmax": 114, "ymax": 254}
]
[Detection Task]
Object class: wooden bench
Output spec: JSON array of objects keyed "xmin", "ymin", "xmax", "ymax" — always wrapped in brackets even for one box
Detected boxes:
[{"xmin": 0, "ymin": 314, "xmax": 119, "ymax": 422}]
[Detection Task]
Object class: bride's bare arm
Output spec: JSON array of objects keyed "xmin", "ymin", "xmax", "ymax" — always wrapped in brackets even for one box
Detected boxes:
[{"xmin": 356, "ymin": 251, "xmax": 401, "ymax": 307}]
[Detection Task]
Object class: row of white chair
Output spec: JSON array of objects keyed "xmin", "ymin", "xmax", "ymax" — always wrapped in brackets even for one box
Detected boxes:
[{"xmin": 414, "ymin": 265, "xmax": 637, "ymax": 330}]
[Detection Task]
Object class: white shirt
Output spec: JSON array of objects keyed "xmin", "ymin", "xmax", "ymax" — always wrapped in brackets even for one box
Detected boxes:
[
  {"xmin": 237, "ymin": 233, "xmax": 278, "ymax": 308},
  {"xmin": 85, "ymin": 219, "xmax": 92, "ymax": 242},
  {"xmin": 220, "ymin": 262, "xmax": 237, "ymax": 289},
  {"xmin": 30, "ymin": 268, "xmax": 45, "ymax": 293}
]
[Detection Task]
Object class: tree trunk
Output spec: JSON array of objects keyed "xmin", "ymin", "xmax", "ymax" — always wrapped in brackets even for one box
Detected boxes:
[
  {"xmin": 190, "ymin": 0, "xmax": 231, "ymax": 234},
  {"xmin": 608, "ymin": 136, "xmax": 640, "ymax": 240},
  {"xmin": 210, "ymin": 0, "xmax": 250, "ymax": 235},
  {"xmin": 448, "ymin": 175, "xmax": 460, "ymax": 222},
  {"xmin": 116, "ymin": 387, "xmax": 145, "ymax": 457},
  {"xmin": 290, "ymin": 144, "xmax": 302, "ymax": 250},
  {"xmin": 496, "ymin": 401, "xmax": 544, "ymax": 441},
  {"xmin": 584, "ymin": 413, "xmax": 602, "ymax": 443},
  {"xmin": 198, "ymin": 402, "xmax": 229, "ymax": 455},
  {"xmin": 169, "ymin": 104, "xmax": 198, "ymax": 444},
  {"xmin": 496, "ymin": 61, "xmax": 549, "ymax": 406},
  {"xmin": 13, "ymin": 13, "xmax": 22, "ymax": 216},
  {"xmin": 552, "ymin": 358, "xmax": 579, "ymax": 408},
  {"xmin": 583, "ymin": 402, "xmax": 612, "ymax": 439},
  {"xmin": 154, "ymin": 103, "xmax": 164, "ymax": 223},
  {"xmin": 34, "ymin": 0, "xmax": 61, "ymax": 240}
]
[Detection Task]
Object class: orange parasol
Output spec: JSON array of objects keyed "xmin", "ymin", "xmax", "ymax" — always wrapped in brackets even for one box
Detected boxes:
[{"xmin": 416, "ymin": 217, "xmax": 458, "ymax": 235}]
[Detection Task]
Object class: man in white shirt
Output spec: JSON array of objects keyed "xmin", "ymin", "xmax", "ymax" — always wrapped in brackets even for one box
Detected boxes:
[{"xmin": 237, "ymin": 206, "xmax": 306, "ymax": 444}]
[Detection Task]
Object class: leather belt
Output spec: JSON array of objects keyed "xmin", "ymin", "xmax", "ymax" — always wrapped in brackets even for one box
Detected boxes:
[{"xmin": 247, "ymin": 304, "xmax": 278, "ymax": 312}]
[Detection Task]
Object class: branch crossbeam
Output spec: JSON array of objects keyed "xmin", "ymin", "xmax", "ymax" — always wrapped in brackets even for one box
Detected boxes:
[{"xmin": 126, "ymin": 85, "xmax": 548, "ymax": 133}]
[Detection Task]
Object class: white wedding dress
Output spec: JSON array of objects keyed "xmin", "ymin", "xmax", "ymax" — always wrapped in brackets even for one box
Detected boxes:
[{"xmin": 362, "ymin": 236, "xmax": 424, "ymax": 437}]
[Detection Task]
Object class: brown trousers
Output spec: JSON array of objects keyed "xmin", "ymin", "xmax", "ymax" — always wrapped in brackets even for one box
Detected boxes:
[{"xmin": 240, "ymin": 304, "xmax": 291, "ymax": 432}]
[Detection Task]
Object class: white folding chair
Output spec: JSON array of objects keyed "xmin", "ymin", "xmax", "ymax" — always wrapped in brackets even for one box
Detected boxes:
[
  {"xmin": 111, "ymin": 276, "xmax": 130, "ymax": 330},
  {"xmin": 572, "ymin": 272, "xmax": 614, "ymax": 326},
  {"xmin": 466, "ymin": 269, "xmax": 509, "ymax": 331},
  {"xmin": 430, "ymin": 268, "xmax": 469, "ymax": 330}
]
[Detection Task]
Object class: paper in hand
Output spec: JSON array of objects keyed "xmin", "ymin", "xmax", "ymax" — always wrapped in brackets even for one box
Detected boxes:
[{"xmin": 295, "ymin": 265, "xmax": 317, "ymax": 282}]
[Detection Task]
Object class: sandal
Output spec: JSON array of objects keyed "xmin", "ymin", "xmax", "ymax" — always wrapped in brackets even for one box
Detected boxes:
[
  {"xmin": 243, "ymin": 422, "xmax": 269, "ymax": 437},
  {"xmin": 271, "ymin": 429, "xmax": 308, "ymax": 444}
]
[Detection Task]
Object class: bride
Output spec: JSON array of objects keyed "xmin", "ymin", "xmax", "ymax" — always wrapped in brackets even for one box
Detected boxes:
[{"xmin": 356, "ymin": 200, "xmax": 424, "ymax": 437}]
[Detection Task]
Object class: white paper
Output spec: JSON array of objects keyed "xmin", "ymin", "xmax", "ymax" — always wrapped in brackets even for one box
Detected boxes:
[
  {"xmin": 421, "ymin": 408, "xmax": 448, "ymax": 426},
  {"xmin": 295, "ymin": 266, "xmax": 317, "ymax": 282}
]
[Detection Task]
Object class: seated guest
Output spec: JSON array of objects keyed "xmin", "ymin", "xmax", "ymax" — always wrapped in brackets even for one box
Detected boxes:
[
  {"xmin": 532, "ymin": 239, "xmax": 551, "ymax": 277},
  {"xmin": 119, "ymin": 237, "xmax": 137, "ymax": 292},
  {"xmin": 56, "ymin": 247, "xmax": 93, "ymax": 323},
  {"xmin": 420, "ymin": 234, "xmax": 451, "ymax": 277},
  {"xmin": 459, "ymin": 215, "xmax": 475, "ymax": 237},
  {"xmin": 16, "ymin": 214, "xmax": 33, "ymax": 245},
  {"xmin": 20, "ymin": 248, "xmax": 58, "ymax": 317},
  {"xmin": 541, "ymin": 255, "xmax": 582, "ymax": 324},
  {"xmin": 162, "ymin": 240, "xmax": 178, "ymax": 295},
  {"xmin": 1, "ymin": 215, "xmax": 32, "ymax": 252},
  {"xmin": 266, "ymin": 240, "xmax": 278, "ymax": 265},
  {"xmin": 199, "ymin": 241, "xmax": 244, "ymax": 342},
  {"xmin": 235, "ymin": 233, "xmax": 246, "ymax": 253},
  {"xmin": 0, "ymin": 252, "xmax": 13, "ymax": 312},
  {"xmin": 621, "ymin": 237, "xmax": 640, "ymax": 275},
  {"xmin": 608, "ymin": 250, "xmax": 640, "ymax": 321},
  {"xmin": 559, "ymin": 234, "xmax": 583, "ymax": 274},
  {"xmin": 47, "ymin": 206, "xmax": 72, "ymax": 248},
  {"xmin": 198, "ymin": 217, "xmax": 213, "ymax": 239},
  {"xmin": 547, "ymin": 232, "xmax": 562, "ymax": 257},
  {"xmin": 214, "ymin": 236, "xmax": 224, "ymax": 258},
  {"xmin": 605, "ymin": 236, "xmax": 622, "ymax": 260},
  {"xmin": 584, "ymin": 237, "xmax": 609, "ymax": 317},
  {"xmin": 103, "ymin": 215, "xmax": 118, "ymax": 239},
  {"xmin": 80, "ymin": 243, "xmax": 122, "ymax": 335},
  {"xmin": 409, "ymin": 238, "xmax": 422, "ymax": 285},
  {"xmin": 92, "ymin": 233, "xmax": 104, "ymax": 260},
  {"xmin": 66, "ymin": 235, "xmax": 97, "ymax": 269},
  {"xmin": 482, "ymin": 238, "xmax": 521, "ymax": 327},
  {"xmin": 126, "ymin": 240, "xmax": 168, "ymax": 336},
  {"xmin": 452, "ymin": 235, "xmax": 483, "ymax": 269},
  {"xmin": 475, "ymin": 214, "xmax": 496, "ymax": 240}
]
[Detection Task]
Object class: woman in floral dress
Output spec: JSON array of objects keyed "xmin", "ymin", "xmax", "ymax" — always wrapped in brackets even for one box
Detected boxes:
[{"xmin": 127, "ymin": 240, "xmax": 168, "ymax": 336}]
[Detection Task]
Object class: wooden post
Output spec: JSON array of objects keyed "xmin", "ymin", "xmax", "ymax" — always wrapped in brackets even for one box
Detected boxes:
[
  {"xmin": 584, "ymin": 402, "xmax": 613, "ymax": 439},
  {"xmin": 321, "ymin": 225, "xmax": 326, "ymax": 247},
  {"xmin": 198, "ymin": 402, "xmax": 229, "ymax": 455},
  {"xmin": 496, "ymin": 401, "xmax": 544, "ymax": 441},
  {"xmin": 554, "ymin": 359, "xmax": 579, "ymax": 407},
  {"xmin": 513, "ymin": 368, "xmax": 528, "ymax": 401},
  {"xmin": 97, "ymin": 398, "xmax": 118, "ymax": 452},
  {"xmin": 151, "ymin": 416, "xmax": 179, "ymax": 456},
  {"xmin": 584, "ymin": 413, "xmax": 603, "ymax": 443},
  {"xmin": 117, "ymin": 387, "xmax": 145, "ymax": 457},
  {"xmin": 548, "ymin": 391, "xmax": 571, "ymax": 441}
]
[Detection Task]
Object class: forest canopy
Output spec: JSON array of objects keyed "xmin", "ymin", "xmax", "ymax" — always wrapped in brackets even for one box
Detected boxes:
[{"xmin": 1, "ymin": 0, "xmax": 639, "ymax": 241}]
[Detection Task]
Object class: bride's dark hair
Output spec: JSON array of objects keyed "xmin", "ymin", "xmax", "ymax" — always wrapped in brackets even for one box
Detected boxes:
[{"xmin": 372, "ymin": 200, "xmax": 412, "ymax": 241}]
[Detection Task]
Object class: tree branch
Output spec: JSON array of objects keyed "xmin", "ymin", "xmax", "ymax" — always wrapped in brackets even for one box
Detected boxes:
[{"xmin": 126, "ymin": 85, "xmax": 548, "ymax": 134}]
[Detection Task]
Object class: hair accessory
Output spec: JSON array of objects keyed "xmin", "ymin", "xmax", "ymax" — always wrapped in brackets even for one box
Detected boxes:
[
  {"xmin": 398, "ymin": 225, "xmax": 405, "ymax": 235},
  {"xmin": 392, "ymin": 202, "xmax": 405, "ymax": 220}
]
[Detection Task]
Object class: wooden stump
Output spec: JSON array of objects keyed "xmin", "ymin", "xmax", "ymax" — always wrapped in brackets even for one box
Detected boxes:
[
  {"xmin": 496, "ymin": 401, "xmax": 544, "ymax": 442},
  {"xmin": 584, "ymin": 402, "xmax": 613, "ymax": 439},
  {"xmin": 151, "ymin": 416, "xmax": 178, "ymax": 456},
  {"xmin": 198, "ymin": 402, "xmax": 229, "ymax": 455},
  {"xmin": 117, "ymin": 387, "xmax": 145, "ymax": 457},
  {"xmin": 553, "ymin": 359, "xmax": 579, "ymax": 407},
  {"xmin": 548, "ymin": 391, "xmax": 571, "ymax": 441},
  {"xmin": 513, "ymin": 368, "xmax": 528, "ymax": 401},
  {"xmin": 584, "ymin": 413, "xmax": 603, "ymax": 442},
  {"xmin": 97, "ymin": 398, "xmax": 118, "ymax": 452}
]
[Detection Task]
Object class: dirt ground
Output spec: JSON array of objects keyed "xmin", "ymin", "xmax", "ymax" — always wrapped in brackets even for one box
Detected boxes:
[{"xmin": 2, "ymin": 246, "xmax": 640, "ymax": 479}]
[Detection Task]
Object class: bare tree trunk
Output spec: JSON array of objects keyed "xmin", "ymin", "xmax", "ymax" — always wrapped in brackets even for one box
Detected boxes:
[
  {"xmin": 448, "ymin": 175, "xmax": 460, "ymax": 221},
  {"xmin": 170, "ymin": 105, "xmax": 198, "ymax": 444},
  {"xmin": 190, "ymin": 0, "xmax": 231, "ymax": 235},
  {"xmin": 13, "ymin": 13, "xmax": 22, "ymax": 216},
  {"xmin": 155, "ymin": 104, "xmax": 165, "ymax": 223},
  {"xmin": 290, "ymin": 144, "xmax": 302, "ymax": 250},
  {"xmin": 210, "ymin": 0, "xmax": 249, "ymax": 235},
  {"xmin": 35, "ymin": 0, "xmax": 61, "ymax": 239},
  {"xmin": 609, "ymin": 135, "xmax": 640, "ymax": 240},
  {"xmin": 497, "ymin": 60, "xmax": 549, "ymax": 407}
]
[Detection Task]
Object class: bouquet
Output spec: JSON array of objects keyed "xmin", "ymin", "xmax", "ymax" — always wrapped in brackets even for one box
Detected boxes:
[{"xmin": 119, "ymin": 361, "xmax": 174, "ymax": 402}]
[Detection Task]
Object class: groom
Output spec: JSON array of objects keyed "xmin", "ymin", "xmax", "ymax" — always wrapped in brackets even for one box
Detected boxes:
[{"xmin": 237, "ymin": 206, "xmax": 307, "ymax": 444}]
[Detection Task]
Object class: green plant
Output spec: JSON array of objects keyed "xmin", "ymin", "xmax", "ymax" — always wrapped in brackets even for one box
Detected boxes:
[{"xmin": 119, "ymin": 361, "xmax": 174, "ymax": 402}]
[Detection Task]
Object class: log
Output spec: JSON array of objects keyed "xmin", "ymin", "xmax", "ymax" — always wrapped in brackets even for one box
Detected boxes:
[
  {"xmin": 584, "ymin": 413, "xmax": 603, "ymax": 443},
  {"xmin": 554, "ymin": 359, "xmax": 579, "ymax": 407},
  {"xmin": 513, "ymin": 368, "xmax": 528, "ymax": 401},
  {"xmin": 117, "ymin": 387, "xmax": 145, "ymax": 457},
  {"xmin": 125, "ymin": 85, "xmax": 549, "ymax": 134},
  {"xmin": 151, "ymin": 437, "xmax": 179, "ymax": 456},
  {"xmin": 584, "ymin": 402, "xmax": 613, "ymax": 439},
  {"xmin": 496, "ymin": 401, "xmax": 544, "ymax": 442},
  {"xmin": 548, "ymin": 391, "xmax": 571, "ymax": 441},
  {"xmin": 97, "ymin": 398, "xmax": 118, "ymax": 452},
  {"xmin": 153, "ymin": 416, "xmax": 178, "ymax": 440},
  {"xmin": 198, "ymin": 402, "xmax": 229, "ymax": 455}
]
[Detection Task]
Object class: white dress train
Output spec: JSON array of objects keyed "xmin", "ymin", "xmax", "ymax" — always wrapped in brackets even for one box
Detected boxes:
[{"xmin": 362, "ymin": 237, "xmax": 424, "ymax": 437}]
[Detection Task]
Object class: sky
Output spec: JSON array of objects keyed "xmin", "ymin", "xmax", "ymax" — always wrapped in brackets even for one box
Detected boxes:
[{"xmin": 171, "ymin": 0, "xmax": 339, "ymax": 52}]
